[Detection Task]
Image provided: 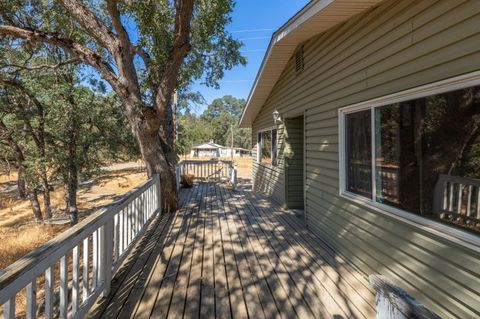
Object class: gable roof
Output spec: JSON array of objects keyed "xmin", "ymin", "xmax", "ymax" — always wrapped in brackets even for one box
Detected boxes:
[
  {"xmin": 239, "ymin": 0, "xmax": 383, "ymax": 128},
  {"xmin": 192, "ymin": 141, "xmax": 225, "ymax": 149}
]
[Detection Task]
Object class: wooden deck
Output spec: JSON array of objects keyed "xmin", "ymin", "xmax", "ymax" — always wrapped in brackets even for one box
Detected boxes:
[{"xmin": 89, "ymin": 182, "xmax": 375, "ymax": 319}]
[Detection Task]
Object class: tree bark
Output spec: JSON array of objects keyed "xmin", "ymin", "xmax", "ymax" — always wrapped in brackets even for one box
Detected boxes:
[
  {"xmin": 41, "ymin": 174, "xmax": 53, "ymax": 219},
  {"xmin": 17, "ymin": 165, "xmax": 27, "ymax": 199},
  {"xmin": 65, "ymin": 118, "xmax": 79, "ymax": 225},
  {"xmin": 27, "ymin": 188, "xmax": 43, "ymax": 222},
  {"xmin": 65, "ymin": 172, "xmax": 78, "ymax": 225},
  {"xmin": 134, "ymin": 121, "xmax": 178, "ymax": 213}
]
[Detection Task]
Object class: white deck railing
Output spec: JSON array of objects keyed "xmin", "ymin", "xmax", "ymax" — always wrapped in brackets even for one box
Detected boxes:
[
  {"xmin": 433, "ymin": 174, "xmax": 480, "ymax": 222},
  {"xmin": 0, "ymin": 175, "xmax": 161, "ymax": 319},
  {"xmin": 175, "ymin": 160, "xmax": 237, "ymax": 190}
]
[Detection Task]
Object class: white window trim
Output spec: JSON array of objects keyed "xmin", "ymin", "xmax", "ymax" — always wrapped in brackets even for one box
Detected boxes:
[
  {"xmin": 338, "ymin": 70, "xmax": 480, "ymax": 253},
  {"xmin": 257, "ymin": 126, "xmax": 277, "ymax": 166}
]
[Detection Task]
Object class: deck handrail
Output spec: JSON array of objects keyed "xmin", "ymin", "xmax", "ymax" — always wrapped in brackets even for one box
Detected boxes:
[
  {"xmin": 433, "ymin": 174, "xmax": 480, "ymax": 222},
  {"xmin": 175, "ymin": 160, "xmax": 237, "ymax": 189},
  {"xmin": 0, "ymin": 175, "xmax": 161, "ymax": 319}
]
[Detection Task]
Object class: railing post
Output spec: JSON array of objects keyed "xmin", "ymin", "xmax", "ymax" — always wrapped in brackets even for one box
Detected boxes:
[
  {"xmin": 156, "ymin": 174, "xmax": 162, "ymax": 214},
  {"xmin": 433, "ymin": 174, "xmax": 447, "ymax": 215},
  {"xmin": 369, "ymin": 275, "xmax": 441, "ymax": 319},
  {"xmin": 100, "ymin": 219, "xmax": 114, "ymax": 298},
  {"xmin": 231, "ymin": 164, "xmax": 237, "ymax": 190}
]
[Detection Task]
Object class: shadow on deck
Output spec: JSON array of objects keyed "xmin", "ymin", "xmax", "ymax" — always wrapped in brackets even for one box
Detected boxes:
[{"xmin": 88, "ymin": 182, "xmax": 375, "ymax": 319}]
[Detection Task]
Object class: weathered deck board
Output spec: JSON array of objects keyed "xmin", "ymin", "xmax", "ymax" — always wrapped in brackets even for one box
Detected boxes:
[{"xmin": 88, "ymin": 182, "xmax": 375, "ymax": 319}]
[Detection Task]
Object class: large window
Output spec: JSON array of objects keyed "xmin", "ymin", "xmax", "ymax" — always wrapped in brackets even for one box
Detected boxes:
[
  {"xmin": 258, "ymin": 128, "xmax": 277, "ymax": 165},
  {"xmin": 341, "ymin": 82, "xmax": 480, "ymax": 235}
]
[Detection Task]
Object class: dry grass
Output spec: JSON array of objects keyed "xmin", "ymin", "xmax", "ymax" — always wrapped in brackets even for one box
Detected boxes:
[
  {"xmin": 0, "ymin": 163, "xmax": 148, "ymax": 271},
  {"xmin": 0, "ymin": 225, "xmax": 64, "ymax": 270}
]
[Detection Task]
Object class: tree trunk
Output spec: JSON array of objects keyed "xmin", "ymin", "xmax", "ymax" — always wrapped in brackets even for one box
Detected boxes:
[
  {"xmin": 64, "ymin": 141, "xmax": 79, "ymax": 225},
  {"xmin": 41, "ymin": 174, "xmax": 53, "ymax": 219},
  {"xmin": 17, "ymin": 165, "xmax": 27, "ymax": 199},
  {"xmin": 135, "ymin": 126, "xmax": 178, "ymax": 213},
  {"xmin": 27, "ymin": 188, "xmax": 43, "ymax": 222},
  {"xmin": 65, "ymin": 172, "xmax": 78, "ymax": 225}
]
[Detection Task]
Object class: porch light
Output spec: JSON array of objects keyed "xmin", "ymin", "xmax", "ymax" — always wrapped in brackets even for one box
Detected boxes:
[{"xmin": 273, "ymin": 110, "xmax": 282, "ymax": 124}]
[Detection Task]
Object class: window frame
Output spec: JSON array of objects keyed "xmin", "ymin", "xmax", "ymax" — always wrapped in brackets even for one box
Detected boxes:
[
  {"xmin": 257, "ymin": 126, "xmax": 278, "ymax": 166},
  {"xmin": 338, "ymin": 71, "xmax": 480, "ymax": 251}
]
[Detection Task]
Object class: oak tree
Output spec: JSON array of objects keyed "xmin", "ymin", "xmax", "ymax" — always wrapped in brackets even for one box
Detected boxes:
[{"xmin": 0, "ymin": 0, "xmax": 245, "ymax": 212}]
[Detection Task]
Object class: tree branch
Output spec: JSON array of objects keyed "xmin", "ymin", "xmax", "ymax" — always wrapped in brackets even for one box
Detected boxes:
[
  {"xmin": 106, "ymin": 0, "xmax": 131, "ymax": 51},
  {"xmin": 104, "ymin": 0, "xmax": 140, "ymax": 95},
  {"xmin": 134, "ymin": 45, "xmax": 150, "ymax": 69},
  {"xmin": 156, "ymin": 0, "xmax": 194, "ymax": 116},
  {"xmin": 57, "ymin": 0, "xmax": 119, "ymax": 53},
  {"xmin": 3, "ymin": 58, "xmax": 79, "ymax": 72},
  {"xmin": 0, "ymin": 25, "xmax": 123, "ymax": 93}
]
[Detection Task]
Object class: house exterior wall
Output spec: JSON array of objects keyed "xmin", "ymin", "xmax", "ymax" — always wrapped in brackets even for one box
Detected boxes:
[
  {"xmin": 284, "ymin": 116, "xmax": 304, "ymax": 209},
  {"xmin": 250, "ymin": 0, "xmax": 480, "ymax": 317}
]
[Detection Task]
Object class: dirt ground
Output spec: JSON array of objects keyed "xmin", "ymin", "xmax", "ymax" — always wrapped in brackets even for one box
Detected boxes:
[{"xmin": 0, "ymin": 163, "xmax": 148, "ymax": 270}]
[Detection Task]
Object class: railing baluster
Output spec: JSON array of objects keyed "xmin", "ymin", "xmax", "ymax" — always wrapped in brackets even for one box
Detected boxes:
[
  {"xmin": 457, "ymin": 183, "xmax": 463, "ymax": 214},
  {"xmin": 138, "ymin": 195, "xmax": 141, "ymax": 233},
  {"xmin": 114, "ymin": 213, "xmax": 119, "ymax": 261},
  {"xmin": 138, "ymin": 196, "xmax": 141, "ymax": 232},
  {"xmin": 72, "ymin": 245, "xmax": 80, "ymax": 314},
  {"xmin": 45, "ymin": 266, "xmax": 54, "ymax": 319},
  {"xmin": 119, "ymin": 209, "xmax": 125, "ymax": 254},
  {"xmin": 98, "ymin": 225, "xmax": 105, "ymax": 290},
  {"xmin": 60, "ymin": 255, "xmax": 68, "ymax": 319},
  {"xmin": 442, "ymin": 182, "xmax": 447, "ymax": 210},
  {"xmin": 159, "ymin": 178, "xmax": 162, "ymax": 212},
  {"xmin": 477, "ymin": 187, "xmax": 480, "ymax": 219},
  {"xmin": 448, "ymin": 183, "xmax": 454, "ymax": 212},
  {"xmin": 92, "ymin": 231, "xmax": 98, "ymax": 289},
  {"xmin": 136, "ymin": 196, "xmax": 144, "ymax": 234},
  {"xmin": 26, "ymin": 280, "xmax": 36, "ymax": 319},
  {"xmin": 467, "ymin": 185, "xmax": 472, "ymax": 216},
  {"xmin": 139, "ymin": 195, "xmax": 142, "ymax": 232},
  {"xmin": 142, "ymin": 194, "xmax": 146, "ymax": 222},
  {"xmin": 128, "ymin": 202, "xmax": 132, "ymax": 245},
  {"xmin": 132, "ymin": 200, "xmax": 137, "ymax": 237},
  {"xmin": 83, "ymin": 237, "xmax": 89, "ymax": 302},
  {"xmin": 146, "ymin": 188, "xmax": 149, "ymax": 221},
  {"xmin": 3, "ymin": 297, "xmax": 15, "ymax": 319},
  {"xmin": 130, "ymin": 202, "xmax": 133, "ymax": 242}
]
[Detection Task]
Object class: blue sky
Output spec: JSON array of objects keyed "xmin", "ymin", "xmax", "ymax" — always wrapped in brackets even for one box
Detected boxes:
[{"xmin": 189, "ymin": 1, "xmax": 309, "ymax": 113}]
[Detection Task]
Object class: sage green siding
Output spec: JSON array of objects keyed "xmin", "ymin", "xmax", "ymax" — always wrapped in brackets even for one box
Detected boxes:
[
  {"xmin": 251, "ymin": 0, "xmax": 480, "ymax": 317},
  {"xmin": 284, "ymin": 116, "xmax": 304, "ymax": 209}
]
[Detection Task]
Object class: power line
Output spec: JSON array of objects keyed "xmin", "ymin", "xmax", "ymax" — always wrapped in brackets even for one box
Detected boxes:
[
  {"xmin": 240, "ymin": 49, "xmax": 265, "ymax": 53},
  {"xmin": 231, "ymin": 28, "xmax": 275, "ymax": 33},
  {"xmin": 238, "ymin": 36, "xmax": 271, "ymax": 41},
  {"xmin": 218, "ymin": 79, "xmax": 254, "ymax": 83}
]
